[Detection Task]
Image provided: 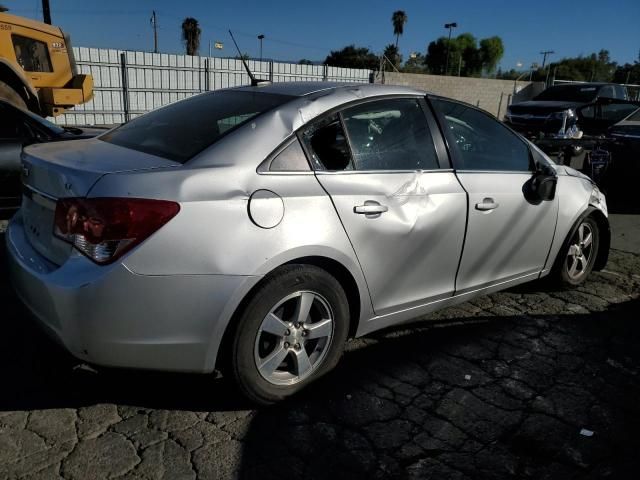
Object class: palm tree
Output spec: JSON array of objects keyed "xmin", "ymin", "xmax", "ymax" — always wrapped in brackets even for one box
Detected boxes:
[
  {"xmin": 181, "ymin": 17, "xmax": 201, "ymax": 56},
  {"xmin": 391, "ymin": 10, "xmax": 408, "ymax": 49}
]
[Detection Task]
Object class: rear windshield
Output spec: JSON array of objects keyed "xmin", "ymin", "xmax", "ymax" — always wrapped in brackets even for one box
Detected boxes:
[
  {"xmin": 534, "ymin": 85, "xmax": 600, "ymax": 103},
  {"xmin": 100, "ymin": 90, "xmax": 293, "ymax": 163}
]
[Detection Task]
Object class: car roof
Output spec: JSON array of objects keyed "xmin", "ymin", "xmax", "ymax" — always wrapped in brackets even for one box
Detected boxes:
[{"xmin": 234, "ymin": 81, "xmax": 425, "ymax": 98}]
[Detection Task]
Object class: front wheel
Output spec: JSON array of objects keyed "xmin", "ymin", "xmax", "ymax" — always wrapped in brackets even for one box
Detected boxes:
[
  {"xmin": 552, "ymin": 215, "xmax": 600, "ymax": 287},
  {"xmin": 229, "ymin": 265, "xmax": 349, "ymax": 405}
]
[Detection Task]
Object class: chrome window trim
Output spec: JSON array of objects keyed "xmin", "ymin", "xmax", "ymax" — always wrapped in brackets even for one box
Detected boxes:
[
  {"xmin": 454, "ymin": 169, "xmax": 533, "ymax": 175},
  {"xmin": 315, "ymin": 168, "xmax": 454, "ymax": 176}
]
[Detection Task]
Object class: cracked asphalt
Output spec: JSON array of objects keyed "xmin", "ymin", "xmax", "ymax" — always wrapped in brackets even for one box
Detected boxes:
[{"xmin": 1, "ymin": 221, "xmax": 640, "ymax": 479}]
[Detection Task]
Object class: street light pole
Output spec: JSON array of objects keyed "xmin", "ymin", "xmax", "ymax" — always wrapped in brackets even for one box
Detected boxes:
[
  {"xmin": 540, "ymin": 50, "xmax": 554, "ymax": 69},
  {"xmin": 258, "ymin": 34, "xmax": 265, "ymax": 62},
  {"xmin": 444, "ymin": 22, "xmax": 457, "ymax": 76},
  {"xmin": 42, "ymin": 0, "xmax": 51, "ymax": 24},
  {"xmin": 150, "ymin": 10, "xmax": 158, "ymax": 54}
]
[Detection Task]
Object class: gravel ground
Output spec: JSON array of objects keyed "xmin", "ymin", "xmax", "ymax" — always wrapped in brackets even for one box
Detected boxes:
[{"xmin": 1, "ymin": 230, "xmax": 640, "ymax": 479}]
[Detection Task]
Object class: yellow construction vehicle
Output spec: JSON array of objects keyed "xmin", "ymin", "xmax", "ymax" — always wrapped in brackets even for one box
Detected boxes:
[{"xmin": 0, "ymin": 11, "xmax": 92, "ymax": 117}]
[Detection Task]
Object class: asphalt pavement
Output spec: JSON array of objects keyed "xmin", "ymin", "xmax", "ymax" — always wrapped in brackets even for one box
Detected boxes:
[{"xmin": 1, "ymin": 215, "xmax": 639, "ymax": 479}]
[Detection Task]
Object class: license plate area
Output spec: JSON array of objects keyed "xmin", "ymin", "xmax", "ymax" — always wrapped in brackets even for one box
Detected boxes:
[{"xmin": 22, "ymin": 187, "xmax": 72, "ymax": 266}]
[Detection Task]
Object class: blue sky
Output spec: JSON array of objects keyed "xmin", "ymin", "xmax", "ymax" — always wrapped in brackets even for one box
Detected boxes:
[{"xmin": 4, "ymin": 0, "xmax": 639, "ymax": 70}]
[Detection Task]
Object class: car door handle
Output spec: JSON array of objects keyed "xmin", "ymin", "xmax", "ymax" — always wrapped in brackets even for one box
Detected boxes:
[
  {"xmin": 475, "ymin": 198, "xmax": 499, "ymax": 211},
  {"xmin": 354, "ymin": 203, "xmax": 388, "ymax": 215}
]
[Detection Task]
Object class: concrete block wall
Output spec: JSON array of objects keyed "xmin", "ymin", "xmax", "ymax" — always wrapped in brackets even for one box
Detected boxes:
[{"xmin": 377, "ymin": 72, "xmax": 545, "ymax": 119}]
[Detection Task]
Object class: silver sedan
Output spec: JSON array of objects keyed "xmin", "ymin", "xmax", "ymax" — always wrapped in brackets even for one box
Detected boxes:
[{"xmin": 6, "ymin": 82, "xmax": 610, "ymax": 404}]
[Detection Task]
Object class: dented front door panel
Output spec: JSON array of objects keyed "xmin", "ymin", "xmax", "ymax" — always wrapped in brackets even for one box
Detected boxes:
[{"xmin": 315, "ymin": 170, "xmax": 467, "ymax": 315}]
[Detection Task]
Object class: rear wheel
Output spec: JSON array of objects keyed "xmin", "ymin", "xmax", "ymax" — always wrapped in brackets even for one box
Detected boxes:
[
  {"xmin": 0, "ymin": 80, "xmax": 27, "ymax": 111},
  {"xmin": 229, "ymin": 265, "xmax": 349, "ymax": 405},
  {"xmin": 552, "ymin": 215, "xmax": 599, "ymax": 287}
]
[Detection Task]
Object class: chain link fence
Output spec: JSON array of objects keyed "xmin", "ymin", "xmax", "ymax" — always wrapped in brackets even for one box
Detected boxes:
[{"xmin": 56, "ymin": 47, "xmax": 372, "ymax": 125}]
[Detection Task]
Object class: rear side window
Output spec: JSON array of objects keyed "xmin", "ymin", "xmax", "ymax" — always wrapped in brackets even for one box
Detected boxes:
[
  {"xmin": 599, "ymin": 86, "xmax": 615, "ymax": 99},
  {"xmin": 267, "ymin": 139, "xmax": 310, "ymax": 172},
  {"xmin": 342, "ymin": 98, "xmax": 439, "ymax": 171},
  {"xmin": 12, "ymin": 35, "xmax": 53, "ymax": 73},
  {"xmin": 432, "ymin": 98, "xmax": 531, "ymax": 171},
  {"xmin": 301, "ymin": 114, "xmax": 354, "ymax": 171},
  {"xmin": 614, "ymin": 85, "xmax": 628, "ymax": 100},
  {"xmin": 101, "ymin": 91, "xmax": 293, "ymax": 163}
]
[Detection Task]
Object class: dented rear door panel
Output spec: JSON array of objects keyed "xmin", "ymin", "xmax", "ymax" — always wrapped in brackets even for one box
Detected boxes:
[{"xmin": 315, "ymin": 170, "xmax": 466, "ymax": 315}]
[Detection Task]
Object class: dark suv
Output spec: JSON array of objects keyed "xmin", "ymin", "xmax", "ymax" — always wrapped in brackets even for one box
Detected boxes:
[{"xmin": 505, "ymin": 83, "xmax": 628, "ymax": 139}]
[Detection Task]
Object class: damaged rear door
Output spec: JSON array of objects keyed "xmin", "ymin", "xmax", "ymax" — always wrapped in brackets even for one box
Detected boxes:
[{"xmin": 303, "ymin": 97, "xmax": 467, "ymax": 315}]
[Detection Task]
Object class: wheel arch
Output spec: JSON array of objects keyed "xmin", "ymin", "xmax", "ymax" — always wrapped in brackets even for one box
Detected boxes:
[
  {"xmin": 212, "ymin": 254, "xmax": 369, "ymax": 374},
  {"xmin": 552, "ymin": 205, "xmax": 610, "ymax": 276},
  {"xmin": 0, "ymin": 60, "xmax": 41, "ymax": 113}
]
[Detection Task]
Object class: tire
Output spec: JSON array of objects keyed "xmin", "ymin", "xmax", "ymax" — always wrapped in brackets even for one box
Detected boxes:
[
  {"xmin": 229, "ymin": 265, "xmax": 349, "ymax": 405},
  {"xmin": 551, "ymin": 215, "xmax": 600, "ymax": 288},
  {"xmin": 0, "ymin": 80, "xmax": 27, "ymax": 111}
]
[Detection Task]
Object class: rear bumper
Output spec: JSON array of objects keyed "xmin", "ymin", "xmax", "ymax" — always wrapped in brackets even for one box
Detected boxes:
[{"xmin": 6, "ymin": 213, "xmax": 256, "ymax": 373}]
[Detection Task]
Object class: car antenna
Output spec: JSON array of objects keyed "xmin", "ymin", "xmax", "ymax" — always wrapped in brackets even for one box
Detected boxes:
[{"xmin": 228, "ymin": 30, "xmax": 270, "ymax": 87}]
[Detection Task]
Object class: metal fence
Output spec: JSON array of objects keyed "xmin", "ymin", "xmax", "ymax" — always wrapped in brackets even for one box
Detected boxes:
[{"xmin": 55, "ymin": 47, "xmax": 372, "ymax": 125}]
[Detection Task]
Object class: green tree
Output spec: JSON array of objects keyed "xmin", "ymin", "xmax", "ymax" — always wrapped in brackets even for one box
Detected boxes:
[
  {"xmin": 383, "ymin": 44, "xmax": 402, "ymax": 68},
  {"xmin": 425, "ymin": 37, "xmax": 448, "ymax": 74},
  {"xmin": 425, "ymin": 33, "xmax": 504, "ymax": 76},
  {"xmin": 402, "ymin": 53, "xmax": 427, "ymax": 73},
  {"xmin": 391, "ymin": 10, "xmax": 408, "ymax": 49},
  {"xmin": 479, "ymin": 36, "xmax": 504, "ymax": 74},
  {"xmin": 181, "ymin": 17, "xmax": 201, "ymax": 56},
  {"xmin": 324, "ymin": 45, "xmax": 379, "ymax": 70}
]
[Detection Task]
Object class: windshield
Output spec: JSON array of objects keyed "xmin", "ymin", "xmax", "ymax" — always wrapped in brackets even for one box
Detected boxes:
[
  {"xmin": 534, "ymin": 85, "xmax": 601, "ymax": 103},
  {"xmin": 100, "ymin": 90, "xmax": 293, "ymax": 163}
]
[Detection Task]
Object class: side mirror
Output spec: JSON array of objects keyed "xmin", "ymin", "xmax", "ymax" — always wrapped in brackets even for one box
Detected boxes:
[{"xmin": 524, "ymin": 163, "xmax": 557, "ymax": 203}]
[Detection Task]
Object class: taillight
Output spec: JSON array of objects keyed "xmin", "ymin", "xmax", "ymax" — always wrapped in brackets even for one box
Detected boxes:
[{"xmin": 53, "ymin": 198, "xmax": 180, "ymax": 265}]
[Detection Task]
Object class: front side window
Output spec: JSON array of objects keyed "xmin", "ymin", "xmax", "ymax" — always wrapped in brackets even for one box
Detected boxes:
[
  {"xmin": 12, "ymin": 35, "xmax": 53, "ymax": 73},
  {"xmin": 432, "ymin": 98, "xmax": 531, "ymax": 171},
  {"xmin": 341, "ymin": 98, "xmax": 439, "ymax": 171},
  {"xmin": 101, "ymin": 90, "xmax": 293, "ymax": 163}
]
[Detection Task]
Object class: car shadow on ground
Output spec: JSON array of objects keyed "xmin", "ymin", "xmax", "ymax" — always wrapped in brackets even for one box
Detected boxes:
[{"xmin": 2, "ymin": 229, "xmax": 640, "ymax": 479}]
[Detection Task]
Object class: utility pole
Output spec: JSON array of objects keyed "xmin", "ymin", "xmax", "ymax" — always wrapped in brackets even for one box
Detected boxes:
[
  {"xmin": 42, "ymin": 0, "xmax": 51, "ymax": 24},
  {"xmin": 444, "ymin": 22, "xmax": 457, "ymax": 75},
  {"xmin": 258, "ymin": 34, "xmax": 265, "ymax": 62},
  {"xmin": 150, "ymin": 10, "xmax": 158, "ymax": 54},
  {"xmin": 540, "ymin": 50, "xmax": 554, "ymax": 69}
]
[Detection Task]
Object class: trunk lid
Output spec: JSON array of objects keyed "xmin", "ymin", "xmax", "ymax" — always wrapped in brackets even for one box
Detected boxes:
[{"xmin": 20, "ymin": 138, "xmax": 179, "ymax": 265}]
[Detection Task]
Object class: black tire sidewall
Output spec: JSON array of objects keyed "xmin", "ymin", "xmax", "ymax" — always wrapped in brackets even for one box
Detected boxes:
[{"xmin": 231, "ymin": 265, "xmax": 349, "ymax": 404}]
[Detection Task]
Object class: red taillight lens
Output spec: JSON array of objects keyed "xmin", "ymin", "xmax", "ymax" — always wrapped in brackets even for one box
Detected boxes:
[{"xmin": 53, "ymin": 197, "xmax": 180, "ymax": 264}]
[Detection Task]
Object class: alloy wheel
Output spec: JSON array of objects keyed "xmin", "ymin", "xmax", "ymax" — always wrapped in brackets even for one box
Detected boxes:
[
  {"xmin": 254, "ymin": 291, "xmax": 334, "ymax": 385},
  {"xmin": 565, "ymin": 222, "xmax": 594, "ymax": 281}
]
